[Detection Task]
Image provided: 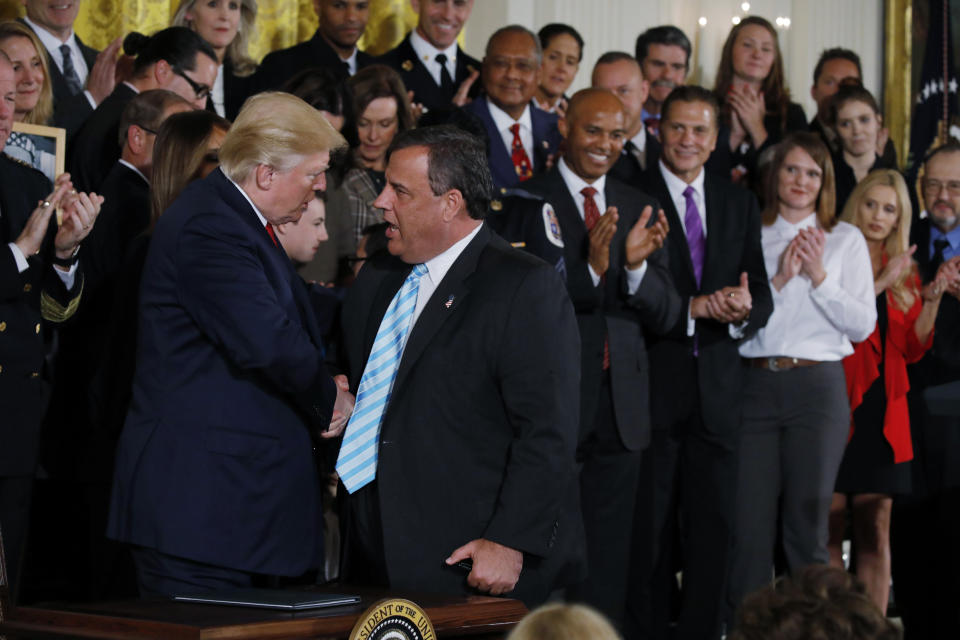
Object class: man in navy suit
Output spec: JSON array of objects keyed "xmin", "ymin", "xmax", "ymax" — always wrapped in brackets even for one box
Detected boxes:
[
  {"xmin": 21, "ymin": 0, "xmax": 121, "ymax": 137},
  {"xmin": 464, "ymin": 25, "xmax": 561, "ymax": 191},
  {"xmin": 107, "ymin": 92, "xmax": 354, "ymax": 597},
  {"xmin": 378, "ymin": 0, "xmax": 480, "ymax": 113}
]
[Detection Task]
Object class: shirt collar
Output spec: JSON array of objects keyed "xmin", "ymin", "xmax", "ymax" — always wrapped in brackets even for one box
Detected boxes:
[
  {"xmin": 659, "ymin": 159, "xmax": 704, "ymax": 202},
  {"xmin": 930, "ymin": 223, "xmax": 960, "ymax": 249},
  {"xmin": 628, "ymin": 126, "xmax": 647, "ymax": 153},
  {"xmin": 24, "ymin": 16, "xmax": 75, "ymax": 50},
  {"xmin": 118, "ymin": 159, "xmax": 149, "ymax": 185},
  {"xmin": 422, "ymin": 222, "xmax": 482, "ymax": 287},
  {"xmin": 770, "ymin": 211, "xmax": 817, "ymax": 237},
  {"xmin": 227, "ymin": 172, "xmax": 269, "ymax": 228},
  {"xmin": 641, "ymin": 107, "xmax": 660, "ymax": 123},
  {"xmin": 487, "ymin": 98, "xmax": 532, "ymax": 133},
  {"xmin": 344, "ymin": 48, "xmax": 359, "ymax": 75},
  {"xmin": 558, "ymin": 156, "xmax": 606, "ymax": 196},
  {"xmin": 409, "ymin": 28, "xmax": 458, "ymax": 66}
]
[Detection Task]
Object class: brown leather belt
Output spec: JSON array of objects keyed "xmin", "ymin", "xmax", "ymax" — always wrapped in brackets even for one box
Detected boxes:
[{"xmin": 747, "ymin": 357, "xmax": 821, "ymax": 372}]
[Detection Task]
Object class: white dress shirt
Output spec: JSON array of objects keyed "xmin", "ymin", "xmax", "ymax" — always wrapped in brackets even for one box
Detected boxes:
[
  {"xmin": 409, "ymin": 29, "xmax": 457, "ymax": 87},
  {"xmin": 487, "ymin": 99, "xmax": 533, "ymax": 169},
  {"xmin": 627, "ymin": 127, "xmax": 647, "ymax": 168},
  {"xmin": 412, "ymin": 223, "xmax": 482, "ymax": 325},
  {"xmin": 211, "ymin": 64, "xmax": 225, "ymax": 117},
  {"xmin": 4, "ymin": 197, "xmax": 78, "ymax": 288},
  {"xmin": 24, "ymin": 16, "xmax": 96, "ymax": 109},
  {"xmin": 739, "ymin": 214, "xmax": 877, "ymax": 360},
  {"xmin": 558, "ymin": 157, "xmax": 647, "ymax": 291}
]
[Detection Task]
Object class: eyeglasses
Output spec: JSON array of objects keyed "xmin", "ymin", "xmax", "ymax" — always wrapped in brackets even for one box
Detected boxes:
[
  {"xmin": 137, "ymin": 124, "xmax": 158, "ymax": 135},
  {"xmin": 172, "ymin": 66, "xmax": 211, "ymax": 100},
  {"xmin": 922, "ymin": 178, "xmax": 960, "ymax": 196}
]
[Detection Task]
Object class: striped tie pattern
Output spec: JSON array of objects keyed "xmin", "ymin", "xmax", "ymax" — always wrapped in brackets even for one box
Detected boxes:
[{"xmin": 336, "ymin": 264, "xmax": 428, "ymax": 493}]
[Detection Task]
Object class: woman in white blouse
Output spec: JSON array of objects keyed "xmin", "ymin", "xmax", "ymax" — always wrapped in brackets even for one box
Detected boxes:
[{"xmin": 727, "ymin": 132, "xmax": 876, "ymax": 616}]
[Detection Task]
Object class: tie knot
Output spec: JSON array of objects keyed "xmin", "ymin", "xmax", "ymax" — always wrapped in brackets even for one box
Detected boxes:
[
  {"xmin": 410, "ymin": 263, "xmax": 428, "ymax": 279},
  {"xmin": 581, "ymin": 186, "xmax": 598, "ymax": 200},
  {"xmin": 934, "ymin": 238, "xmax": 950, "ymax": 251},
  {"xmin": 436, "ymin": 53, "xmax": 448, "ymax": 64},
  {"xmin": 510, "ymin": 123, "xmax": 521, "ymax": 135},
  {"xmin": 60, "ymin": 43, "xmax": 70, "ymax": 56},
  {"xmin": 683, "ymin": 185, "xmax": 696, "ymax": 200}
]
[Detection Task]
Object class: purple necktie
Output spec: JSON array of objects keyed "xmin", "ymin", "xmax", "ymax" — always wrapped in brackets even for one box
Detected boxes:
[{"xmin": 683, "ymin": 186, "xmax": 704, "ymax": 288}]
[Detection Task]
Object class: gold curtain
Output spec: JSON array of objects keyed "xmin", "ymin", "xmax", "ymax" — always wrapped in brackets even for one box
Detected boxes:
[{"xmin": 0, "ymin": 0, "xmax": 418, "ymax": 63}]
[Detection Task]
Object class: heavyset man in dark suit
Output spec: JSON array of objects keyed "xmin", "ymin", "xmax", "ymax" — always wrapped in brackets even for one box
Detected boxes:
[
  {"xmin": 0, "ymin": 53, "xmax": 103, "ymax": 603},
  {"xmin": 336, "ymin": 125, "xmax": 582, "ymax": 606},
  {"xmin": 893, "ymin": 143, "xmax": 960, "ymax": 639},
  {"xmin": 378, "ymin": 0, "xmax": 480, "ymax": 113},
  {"xmin": 257, "ymin": 0, "xmax": 374, "ymax": 90},
  {"xmin": 625, "ymin": 86, "xmax": 772, "ymax": 640},
  {"xmin": 107, "ymin": 92, "xmax": 354, "ymax": 596},
  {"xmin": 464, "ymin": 25, "xmax": 561, "ymax": 191},
  {"xmin": 20, "ymin": 0, "xmax": 121, "ymax": 137},
  {"xmin": 68, "ymin": 27, "xmax": 218, "ymax": 193},
  {"xmin": 524, "ymin": 89, "xmax": 680, "ymax": 628},
  {"xmin": 592, "ymin": 52, "xmax": 661, "ymax": 186}
]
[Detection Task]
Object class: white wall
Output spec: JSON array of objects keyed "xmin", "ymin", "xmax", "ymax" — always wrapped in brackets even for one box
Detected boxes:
[{"xmin": 462, "ymin": 0, "xmax": 884, "ymax": 121}]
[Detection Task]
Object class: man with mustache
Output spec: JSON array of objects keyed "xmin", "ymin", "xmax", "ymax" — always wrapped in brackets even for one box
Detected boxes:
[
  {"xmin": 523, "ymin": 88, "xmax": 680, "ymax": 628},
  {"xmin": 464, "ymin": 25, "xmax": 561, "ymax": 191},
  {"xmin": 257, "ymin": 0, "xmax": 373, "ymax": 89},
  {"xmin": 634, "ymin": 25, "xmax": 691, "ymax": 139},
  {"xmin": 892, "ymin": 142, "xmax": 960, "ymax": 639}
]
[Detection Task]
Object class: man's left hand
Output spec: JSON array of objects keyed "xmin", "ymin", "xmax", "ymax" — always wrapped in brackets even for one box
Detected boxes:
[
  {"xmin": 704, "ymin": 271, "xmax": 753, "ymax": 324},
  {"xmin": 55, "ymin": 189, "xmax": 103, "ymax": 260},
  {"xmin": 625, "ymin": 206, "xmax": 668, "ymax": 269},
  {"xmin": 446, "ymin": 538, "xmax": 522, "ymax": 596}
]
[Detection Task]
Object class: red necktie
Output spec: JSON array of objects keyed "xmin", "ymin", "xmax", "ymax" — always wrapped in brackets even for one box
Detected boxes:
[
  {"xmin": 265, "ymin": 223, "xmax": 278, "ymax": 247},
  {"xmin": 581, "ymin": 186, "xmax": 610, "ymax": 371},
  {"xmin": 510, "ymin": 123, "xmax": 533, "ymax": 181}
]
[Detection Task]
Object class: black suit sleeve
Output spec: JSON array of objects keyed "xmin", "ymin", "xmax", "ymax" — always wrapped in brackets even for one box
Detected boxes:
[
  {"xmin": 740, "ymin": 192, "xmax": 772, "ymax": 338},
  {"xmin": 482, "ymin": 262, "xmax": 580, "ymax": 557},
  {"xmin": 624, "ymin": 245, "xmax": 682, "ymax": 336}
]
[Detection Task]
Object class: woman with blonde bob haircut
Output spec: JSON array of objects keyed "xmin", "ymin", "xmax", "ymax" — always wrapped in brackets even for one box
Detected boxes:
[
  {"xmin": 0, "ymin": 20, "xmax": 53, "ymax": 125},
  {"xmin": 829, "ymin": 169, "xmax": 947, "ymax": 613},
  {"xmin": 218, "ymin": 91, "xmax": 346, "ymax": 186},
  {"xmin": 506, "ymin": 603, "xmax": 620, "ymax": 640},
  {"xmin": 729, "ymin": 132, "xmax": 877, "ymax": 618}
]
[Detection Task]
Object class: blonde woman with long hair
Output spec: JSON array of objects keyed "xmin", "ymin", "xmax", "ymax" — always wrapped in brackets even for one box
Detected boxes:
[{"xmin": 828, "ymin": 169, "xmax": 948, "ymax": 613}]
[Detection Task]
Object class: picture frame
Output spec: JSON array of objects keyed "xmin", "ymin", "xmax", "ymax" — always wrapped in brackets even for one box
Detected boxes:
[{"xmin": 6, "ymin": 121, "xmax": 66, "ymax": 187}]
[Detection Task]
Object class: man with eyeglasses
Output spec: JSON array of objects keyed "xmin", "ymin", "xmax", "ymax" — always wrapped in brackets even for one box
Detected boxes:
[
  {"xmin": 68, "ymin": 27, "xmax": 217, "ymax": 193},
  {"xmin": 892, "ymin": 141, "xmax": 960, "ymax": 639}
]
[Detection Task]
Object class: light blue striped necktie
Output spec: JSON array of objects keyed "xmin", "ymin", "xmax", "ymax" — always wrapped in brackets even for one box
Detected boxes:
[{"xmin": 336, "ymin": 263, "xmax": 428, "ymax": 493}]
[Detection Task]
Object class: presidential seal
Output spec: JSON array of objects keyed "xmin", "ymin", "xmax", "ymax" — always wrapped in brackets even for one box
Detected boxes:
[{"xmin": 348, "ymin": 599, "xmax": 436, "ymax": 640}]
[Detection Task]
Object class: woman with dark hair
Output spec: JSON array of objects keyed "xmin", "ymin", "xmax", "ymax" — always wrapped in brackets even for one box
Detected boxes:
[
  {"xmin": 282, "ymin": 66, "xmax": 355, "ymax": 134},
  {"xmin": 172, "ymin": 0, "xmax": 259, "ymax": 120},
  {"xmin": 728, "ymin": 132, "xmax": 876, "ymax": 615},
  {"xmin": 830, "ymin": 85, "xmax": 898, "ymax": 215},
  {"xmin": 713, "ymin": 16, "xmax": 807, "ymax": 190},
  {"xmin": 534, "ymin": 23, "xmax": 583, "ymax": 115},
  {"xmin": 829, "ymin": 169, "xmax": 946, "ymax": 613}
]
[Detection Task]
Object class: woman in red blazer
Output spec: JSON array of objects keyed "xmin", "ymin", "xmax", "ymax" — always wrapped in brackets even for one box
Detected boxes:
[{"xmin": 829, "ymin": 169, "xmax": 949, "ymax": 612}]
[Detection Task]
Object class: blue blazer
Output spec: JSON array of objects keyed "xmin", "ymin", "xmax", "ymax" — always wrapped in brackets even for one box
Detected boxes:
[
  {"xmin": 464, "ymin": 97, "xmax": 561, "ymax": 191},
  {"xmin": 107, "ymin": 169, "xmax": 337, "ymax": 576}
]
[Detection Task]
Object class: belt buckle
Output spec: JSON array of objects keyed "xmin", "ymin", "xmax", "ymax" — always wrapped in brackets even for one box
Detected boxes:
[{"xmin": 767, "ymin": 356, "xmax": 781, "ymax": 372}]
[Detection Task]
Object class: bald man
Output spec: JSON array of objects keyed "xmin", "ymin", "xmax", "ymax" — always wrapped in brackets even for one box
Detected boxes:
[{"xmin": 523, "ymin": 89, "xmax": 680, "ymax": 627}]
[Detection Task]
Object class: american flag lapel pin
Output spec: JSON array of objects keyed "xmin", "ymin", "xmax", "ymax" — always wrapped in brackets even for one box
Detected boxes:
[{"xmin": 445, "ymin": 294, "xmax": 455, "ymax": 309}]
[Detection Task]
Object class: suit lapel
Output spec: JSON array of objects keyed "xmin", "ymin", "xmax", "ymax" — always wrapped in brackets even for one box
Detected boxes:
[
  {"xmin": 702, "ymin": 174, "xmax": 726, "ymax": 291},
  {"xmin": 530, "ymin": 105, "xmax": 557, "ymax": 172},
  {"xmin": 648, "ymin": 168, "xmax": 697, "ymax": 288},
  {"xmin": 472, "ymin": 99, "xmax": 513, "ymax": 187},
  {"xmin": 391, "ymin": 225, "xmax": 489, "ymax": 394}
]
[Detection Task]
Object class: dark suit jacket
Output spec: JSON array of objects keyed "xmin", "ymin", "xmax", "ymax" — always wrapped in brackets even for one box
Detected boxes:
[
  {"xmin": 377, "ymin": 33, "xmax": 480, "ymax": 113},
  {"xmin": 464, "ymin": 97, "xmax": 561, "ymax": 191},
  {"xmin": 107, "ymin": 169, "xmax": 337, "ymax": 575},
  {"xmin": 524, "ymin": 168, "xmax": 681, "ymax": 450},
  {"xmin": 68, "ymin": 83, "xmax": 137, "ymax": 193},
  {"xmin": 638, "ymin": 165, "xmax": 772, "ymax": 437},
  {"xmin": 608, "ymin": 136, "xmax": 661, "ymax": 188},
  {"xmin": 255, "ymin": 29, "xmax": 374, "ymax": 92},
  {"xmin": 485, "ymin": 189, "xmax": 565, "ymax": 275},
  {"xmin": 338, "ymin": 224, "xmax": 583, "ymax": 605},
  {"xmin": 206, "ymin": 58, "xmax": 258, "ymax": 121},
  {"xmin": 19, "ymin": 18, "xmax": 98, "ymax": 138},
  {"xmin": 0, "ymin": 154, "xmax": 81, "ymax": 476}
]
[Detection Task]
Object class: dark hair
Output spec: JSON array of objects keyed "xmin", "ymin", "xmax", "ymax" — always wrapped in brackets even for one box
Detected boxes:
[
  {"xmin": 828, "ymin": 84, "xmax": 880, "ymax": 129},
  {"xmin": 635, "ymin": 25, "xmax": 691, "ymax": 69},
  {"xmin": 416, "ymin": 106, "xmax": 491, "ymax": 156},
  {"xmin": 925, "ymin": 140, "xmax": 960, "ymax": 166},
  {"xmin": 282, "ymin": 66, "xmax": 353, "ymax": 120},
  {"xmin": 486, "ymin": 25, "xmax": 542, "ymax": 64},
  {"xmin": 118, "ymin": 89, "xmax": 190, "ymax": 147},
  {"xmin": 360, "ymin": 221, "xmax": 390, "ymax": 258},
  {"xmin": 661, "ymin": 85, "xmax": 720, "ymax": 129},
  {"xmin": 538, "ymin": 23, "xmax": 584, "ymax": 62},
  {"xmin": 387, "ymin": 125, "xmax": 492, "ymax": 220},
  {"xmin": 813, "ymin": 47, "xmax": 862, "ymax": 84},
  {"xmin": 349, "ymin": 64, "xmax": 414, "ymax": 133},
  {"xmin": 713, "ymin": 16, "xmax": 790, "ymax": 130},
  {"xmin": 123, "ymin": 26, "xmax": 217, "ymax": 77},
  {"xmin": 729, "ymin": 565, "xmax": 900, "ymax": 640},
  {"xmin": 595, "ymin": 51, "xmax": 638, "ymax": 67},
  {"xmin": 762, "ymin": 132, "xmax": 837, "ymax": 230}
]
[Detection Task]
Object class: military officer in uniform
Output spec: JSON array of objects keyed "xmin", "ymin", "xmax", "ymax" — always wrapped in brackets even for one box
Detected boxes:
[{"xmin": 487, "ymin": 188, "xmax": 565, "ymax": 275}]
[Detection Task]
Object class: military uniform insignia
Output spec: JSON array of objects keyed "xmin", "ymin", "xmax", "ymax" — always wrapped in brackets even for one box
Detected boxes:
[
  {"xmin": 348, "ymin": 599, "xmax": 436, "ymax": 640},
  {"xmin": 402, "ymin": 60, "xmax": 414, "ymax": 72},
  {"xmin": 490, "ymin": 199, "xmax": 502, "ymax": 211},
  {"xmin": 542, "ymin": 203, "xmax": 563, "ymax": 248}
]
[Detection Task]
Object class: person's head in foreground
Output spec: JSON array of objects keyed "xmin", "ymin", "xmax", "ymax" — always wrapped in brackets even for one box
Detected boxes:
[{"xmin": 506, "ymin": 603, "xmax": 621, "ymax": 640}]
